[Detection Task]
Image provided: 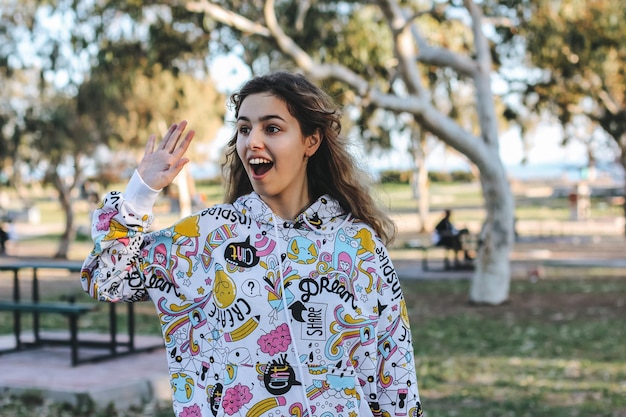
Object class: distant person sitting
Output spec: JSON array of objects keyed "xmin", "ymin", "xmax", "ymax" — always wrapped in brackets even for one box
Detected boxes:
[{"xmin": 433, "ymin": 209, "xmax": 473, "ymax": 266}]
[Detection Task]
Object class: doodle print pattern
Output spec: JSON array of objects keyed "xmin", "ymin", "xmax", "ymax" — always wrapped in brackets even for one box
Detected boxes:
[{"xmin": 82, "ymin": 189, "xmax": 422, "ymax": 417}]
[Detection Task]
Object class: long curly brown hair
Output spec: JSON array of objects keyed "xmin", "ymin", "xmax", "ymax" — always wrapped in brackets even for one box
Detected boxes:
[{"xmin": 222, "ymin": 71, "xmax": 396, "ymax": 244}]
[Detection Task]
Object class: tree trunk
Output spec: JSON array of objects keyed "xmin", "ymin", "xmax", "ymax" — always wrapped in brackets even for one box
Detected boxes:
[
  {"xmin": 52, "ymin": 171, "xmax": 74, "ymax": 259},
  {"xmin": 470, "ymin": 155, "xmax": 514, "ymax": 304},
  {"xmin": 465, "ymin": 0, "xmax": 514, "ymax": 304},
  {"xmin": 176, "ymin": 164, "xmax": 193, "ymax": 218},
  {"xmin": 9, "ymin": 160, "xmax": 32, "ymax": 204},
  {"xmin": 410, "ymin": 129, "xmax": 430, "ymax": 233}
]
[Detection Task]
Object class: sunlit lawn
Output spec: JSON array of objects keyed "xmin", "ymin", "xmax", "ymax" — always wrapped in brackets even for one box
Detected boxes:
[
  {"xmin": 372, "ymin": 181, "xmax": 616, "ymax": 222},
  {"xmin": 404, "ymin": 277, "xmax": 626, "ymax": 417}
]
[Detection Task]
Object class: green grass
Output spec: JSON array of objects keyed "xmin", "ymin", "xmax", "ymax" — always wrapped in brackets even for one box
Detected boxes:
[
  {"xmin": 0, "ymin": 392, "xmax": 175, "ymax": 417},
  {"xmin": 402, "ymin": 278, "xmax": 626, "ymax": 416}
]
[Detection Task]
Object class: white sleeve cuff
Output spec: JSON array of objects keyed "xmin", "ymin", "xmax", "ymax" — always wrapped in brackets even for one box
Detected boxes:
[{"xmin": 123, "ymin": 170, "xmax": 161, "ymax": 214}]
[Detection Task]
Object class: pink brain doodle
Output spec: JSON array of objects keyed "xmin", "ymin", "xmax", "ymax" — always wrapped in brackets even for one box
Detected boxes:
[
  {"xmin": 95, "ymin": 210, "xmax": 118, "ymax": 231},
  {"xmin": 179, "ymin": 404, "xmax": 202, "ymax": 417},
  {"xmin": 222, "ymin": 383, "xmax": 252, "ymax": 415},
  {"xmin": 258, "ymin": 323, "xmax": 292, "ymax": 355}
]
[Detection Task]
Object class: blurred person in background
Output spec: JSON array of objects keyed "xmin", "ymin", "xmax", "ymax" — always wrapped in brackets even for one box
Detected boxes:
[{"xmin": 433, "ymin": 209, "xmax": 473, "ymax": 266}]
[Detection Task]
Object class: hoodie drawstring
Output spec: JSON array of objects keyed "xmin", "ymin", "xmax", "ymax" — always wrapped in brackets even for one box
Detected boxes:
[{"xmin": 272, "ymin": 215, "xmax": 314, "ymax": 417}]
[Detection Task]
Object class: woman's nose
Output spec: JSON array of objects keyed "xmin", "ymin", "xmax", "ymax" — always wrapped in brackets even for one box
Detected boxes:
[{"xmin": 247, "ymin": 127, "xmax": 263, "ymax": 149}]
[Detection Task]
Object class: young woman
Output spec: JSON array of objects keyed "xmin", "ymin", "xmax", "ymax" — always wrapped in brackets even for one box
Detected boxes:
[{"xmin": 81, "ymin": 71, "xmax": 423, "ymax": 417}]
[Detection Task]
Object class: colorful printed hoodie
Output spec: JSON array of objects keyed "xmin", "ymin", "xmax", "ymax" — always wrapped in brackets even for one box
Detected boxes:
[{"xmin": 81, "ymin": 172, "xmax": 422, "ymax": 417}]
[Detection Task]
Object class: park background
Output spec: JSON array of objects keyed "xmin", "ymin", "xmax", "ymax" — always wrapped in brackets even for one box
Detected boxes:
[{"xmin": 1, "ymin": 0, "xmax": 625, "ymax": 416}]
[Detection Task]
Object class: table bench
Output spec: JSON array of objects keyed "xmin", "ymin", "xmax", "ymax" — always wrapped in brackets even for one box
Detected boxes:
[
  {"xmin": 0, "ymin": 300, "xmax": 97, "ymax": 366},
  {"xmin": 0, "ymin": 259, "xmax": 162, "ymax": 366},
  {"xmin": 406, "ymin": 240, "xmax": 474, "ymax": 271},
  {"xmin": 406, "ymin": 241, "xmax": 453, "ymax": 270}
]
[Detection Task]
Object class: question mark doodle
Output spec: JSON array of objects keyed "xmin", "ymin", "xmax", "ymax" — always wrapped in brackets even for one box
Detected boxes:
[{"xmin": 243, "ymin": 279, "xmax": 261, "ymax": 297}]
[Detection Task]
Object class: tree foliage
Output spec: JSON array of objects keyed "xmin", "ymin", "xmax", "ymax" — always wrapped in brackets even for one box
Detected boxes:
[
  {"xmin": 0, "ymin": 0, "xmax": 225, "ymax": 257},
  {"xmin": 502, "ymin": 0, "xmax": 624, "ymax": 155},
  {"xmin": 509, "ymin": 0, "xmax": 626, "ymax": 232},
  {"xmin": 76, "ymin": 1, "xmax": 225, "ymax": 157}
]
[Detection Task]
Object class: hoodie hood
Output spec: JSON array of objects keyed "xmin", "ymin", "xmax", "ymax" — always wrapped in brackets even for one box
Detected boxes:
[{"xmin": 234, "ymin": 192, "xmax": 351, "ymax": 234}]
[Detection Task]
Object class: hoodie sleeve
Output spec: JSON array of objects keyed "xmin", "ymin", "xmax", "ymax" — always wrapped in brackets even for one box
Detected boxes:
[
  {"xmin": 373, "ymin": 239, "xmax": 423, "ymax": 417},
  {"xmin": 80, "ymin": 170, "xmax": 160, "ymax": 303}
]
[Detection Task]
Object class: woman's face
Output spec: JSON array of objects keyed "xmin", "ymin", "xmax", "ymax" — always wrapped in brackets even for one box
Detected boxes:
[{"xmin": 236, "ymin": 93, "xmax": 320, "ymax": 219}]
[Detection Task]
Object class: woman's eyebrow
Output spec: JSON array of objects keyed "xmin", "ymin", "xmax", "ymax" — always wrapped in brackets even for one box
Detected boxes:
[
  {"xmin": 237, "ymin": 114, "xmax": 286, "ymax": 122},
  {"xmin": 260, "ymin": 114, "xmax": 286, "ymax": 122}
]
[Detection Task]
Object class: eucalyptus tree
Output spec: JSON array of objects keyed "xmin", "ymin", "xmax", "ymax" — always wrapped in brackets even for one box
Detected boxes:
[
  {"xmin": 0, "ymin": 0, "xmax": 104, "ymax": 257},
  {"xmin": 186, "ymin": 0, "xmax": 515, "ymax": 304},
  {"xmin": 22, "ymin": 100, "xmax": 96, "ymax": 258},
  {"xmin": 0, "ymin": 2, "xmax": 47, "ymax": 198},
  {"xmin": 0, "ymin": 0, "xmax": 224, "ymax": 257},
  {"xmin": 509, "ymin": 0, "xmax": 626, "ymax": 233},
  {"xmin": 0, "ymin": 68, "xmax": 36, "ymax": 201}
]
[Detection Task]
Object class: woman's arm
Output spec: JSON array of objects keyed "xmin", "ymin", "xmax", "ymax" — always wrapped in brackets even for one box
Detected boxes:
[
  {"xmin": 80, "ymin": 171, "xmax": 160, "ymax": 302},
  {"xmin": 80, "ymin": 121, "xmax": 195, "ymax": 302}
]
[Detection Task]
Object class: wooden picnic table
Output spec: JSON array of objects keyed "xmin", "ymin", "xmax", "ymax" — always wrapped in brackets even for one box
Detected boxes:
[{"xmin": 0, "ymin": 259, "xmax": 161, "ymax": 366}]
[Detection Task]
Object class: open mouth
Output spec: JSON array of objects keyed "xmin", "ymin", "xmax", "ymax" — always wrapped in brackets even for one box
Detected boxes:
[{"xmin": 249, "ymin": 157, "xmax": 274, "ymax": 176}]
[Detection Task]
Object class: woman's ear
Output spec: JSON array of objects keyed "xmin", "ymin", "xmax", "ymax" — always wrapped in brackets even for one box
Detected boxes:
[{"xmin": 305, "ymin": 129, "xmax": 322, "ymax": 157}]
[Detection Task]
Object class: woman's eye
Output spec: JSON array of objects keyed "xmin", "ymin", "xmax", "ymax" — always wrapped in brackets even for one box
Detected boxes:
[
  {"xmin": 238, "ymin": 126, "xmax": 250, "ymax": 135},
  {"xmin": 266, "ymin": 126, "xmax": 280, "ymax": 134}
]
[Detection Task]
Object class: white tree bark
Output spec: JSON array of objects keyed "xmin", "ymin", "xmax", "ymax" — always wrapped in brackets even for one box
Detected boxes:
[
  {"xmin": 187, "ymin": 0, "xmax": 514, "ymax": 304},
  {"xmin": 409, "ymin": 129, "xmax": 429, "ymax": 233},
  {"xmin": 176, "ymin": 164, "xmax": 193, "ymax": 218}
]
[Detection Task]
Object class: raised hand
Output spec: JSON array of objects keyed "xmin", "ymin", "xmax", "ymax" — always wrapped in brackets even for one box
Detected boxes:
[{"xmin": 137, "ymin": 121, "xmax": 195, "ymax": 191}]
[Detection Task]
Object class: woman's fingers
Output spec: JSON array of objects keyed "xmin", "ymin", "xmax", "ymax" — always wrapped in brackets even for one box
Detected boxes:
[
  {"xmin": 167, "ymin": 129, "xmax": 195, "ymax": 173},
  {"xmin": 144, "ymin": 134, "xmax": 157, "ymax": 156},
  {"xmin": 160, "ymin": 121, "xmax": 189, "ymax": 153},
  {"xmin": 158, "ymin": 123, "xmax": 178, "ymax": 152},
  {"xmin": 172, "ymin": 129, "xmax": 195, "ymax": 158}
]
